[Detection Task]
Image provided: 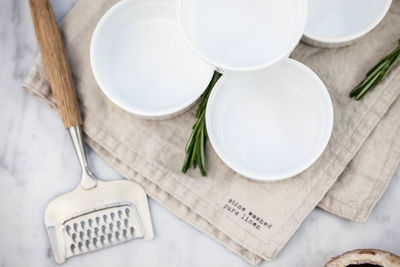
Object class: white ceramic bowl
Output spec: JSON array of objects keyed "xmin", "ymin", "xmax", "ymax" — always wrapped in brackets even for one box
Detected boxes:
[
  {"xmin": 206, "ymin": 59, "xmax": 334, "ymax": 181},
  {"xmin": 177, "ymin": 0, "xmax": 308, "ymax": 72},
  {"xmin": 303, "ymin": 0, "xmax": 392, "ymax": 48},
  {"xmin": 90, "ymin": 0, "xmax": 214, "ymax": 119}
]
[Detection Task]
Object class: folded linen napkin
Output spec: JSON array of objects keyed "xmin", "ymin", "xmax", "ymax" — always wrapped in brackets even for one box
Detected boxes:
[{"xmin": 23, "ymin": 0, "xmax": 400, "ymax": 264}]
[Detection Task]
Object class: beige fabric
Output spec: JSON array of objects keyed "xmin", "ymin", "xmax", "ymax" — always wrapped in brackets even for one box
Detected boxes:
[
  {"xmin": 318, "ymin": 96, "xmax": 400, "ymax": 222},
  {"xmin": 23, "ymin": 0, "xmax": 400, "ymax": 264}
]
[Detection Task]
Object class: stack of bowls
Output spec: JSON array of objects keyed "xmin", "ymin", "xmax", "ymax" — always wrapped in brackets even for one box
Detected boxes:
[{"xmin": 90, "ymin": 0, "xmax": 391, "ymax": 181}]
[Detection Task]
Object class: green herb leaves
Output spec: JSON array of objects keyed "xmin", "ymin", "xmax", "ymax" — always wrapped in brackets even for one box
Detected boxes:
[
  {"xmin": 182, "ymin": 71, "xmax": 222, "ymax": 176},
  {"xmin": 350, "ymin": 40, "xmax": 400, "ymax": 100}
]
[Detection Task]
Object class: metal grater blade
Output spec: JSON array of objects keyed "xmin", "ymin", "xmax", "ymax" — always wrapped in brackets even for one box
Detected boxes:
[
  {"xmin": 45, "ymin": 179, "xmax": 154, "ymax": 264},
  {"xmin": 62, "ymin": 205, "xmax": 144, "ymax": 258}
]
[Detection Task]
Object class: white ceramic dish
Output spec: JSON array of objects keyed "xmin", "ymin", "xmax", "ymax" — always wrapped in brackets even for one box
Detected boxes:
[
  {"xmin": 206, "ymin": 59, "xmax": 334, "ymax": 181},
  {"xmin": 303, "ymin": 0, "xmax": 392, "ymax": 48},
  {"xmin": 177, "ymin": 0, "xmax": 308, "ymax": 72},
  {"xmin": 90, "ymin": 0, "xmax": 214, "ymax": 119}
]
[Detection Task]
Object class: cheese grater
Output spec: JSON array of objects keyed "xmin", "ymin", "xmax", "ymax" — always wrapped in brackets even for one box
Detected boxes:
[{"xmin": 29, "ymin": 0, "xmax": 154, "ymax": 264}]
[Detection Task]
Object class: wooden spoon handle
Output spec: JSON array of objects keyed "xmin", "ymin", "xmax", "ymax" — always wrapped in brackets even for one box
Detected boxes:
[{"xmin": 29, "ymin": 0, "xmax": 82, "ymax": 128}]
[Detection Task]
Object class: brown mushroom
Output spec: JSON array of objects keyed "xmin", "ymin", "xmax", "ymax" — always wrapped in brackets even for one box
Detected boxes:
[{"xmin": 325, "ymin": 249, "xmax": 400, "ymax": 267}]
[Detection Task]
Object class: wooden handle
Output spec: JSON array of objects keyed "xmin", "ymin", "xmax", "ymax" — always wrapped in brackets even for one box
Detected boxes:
[{"xmin": 29, "ymin": 0, "xmax": 82, "ymax": 128}]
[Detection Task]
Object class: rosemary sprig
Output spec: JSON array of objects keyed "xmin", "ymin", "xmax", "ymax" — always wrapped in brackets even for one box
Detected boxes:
[
  {"xmin": 182, "ymin": 71, "xmax": 222, "ymax": 176},
  {"xmin": 350, "ymin": 40, "xmax": 400, "ymax": 100}
]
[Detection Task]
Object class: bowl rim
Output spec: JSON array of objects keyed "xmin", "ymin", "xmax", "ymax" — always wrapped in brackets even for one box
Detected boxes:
[
  {"xmin": 205, "ymin": 58, "xmax": 334, "ymax": 181},
  {"xmin": 176, "ymin": 0, "xmax": 308, "ymax": 72},
  {"xmin": 303, "ymin": 0, "xmax": 392, "ymax": 45},
  {"xmin": 90, "ymin": 0, "xmax": 215, "ymax": 119}
]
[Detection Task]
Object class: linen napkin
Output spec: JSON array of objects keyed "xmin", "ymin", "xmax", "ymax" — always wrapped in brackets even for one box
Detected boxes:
[{"xmin": 23, "ymin": 0, "xmax": 400, "ymax": 264}]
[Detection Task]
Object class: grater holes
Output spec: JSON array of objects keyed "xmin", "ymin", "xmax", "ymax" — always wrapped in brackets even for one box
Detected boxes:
[
  {"xmin": 79, "ymin": 231, "xmax": 84, "ymax": 240},
  {"xmin": 85, "ymin": 239, "xmax": 90, "ymax": 249},
  {"xmin": 123, "ymin": 229, "xmax": 128, "ymax": 238},
  {"xmin": 78, "ymin": 242, "xmax": 83, "ymax": 251},
  {"xmin": 125, "ymin": 208, "xmax": 130, "ymax": 217},
  {"xmin": 87, "ymin": 229, "xmax": 91, "ymax": 239},
  {"xmin": 70, "ymin": 244, "xmax": 76, "ymax": 254},
  {"xmin": 64, "ymin": 205, "xmax": 139, "ymax": 256},
  {"xmin": 66, "ymin": 225, "xmax": 71, "ymax": 235},
  {"xmin": 72, "ymin": 233, "xmax": 77, "ymax": 242}
]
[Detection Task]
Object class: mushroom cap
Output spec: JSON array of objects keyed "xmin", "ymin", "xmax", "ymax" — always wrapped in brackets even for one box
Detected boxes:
[{"xmin": 325, "ymin": 249, "xmax": 400, "ymax": 267}]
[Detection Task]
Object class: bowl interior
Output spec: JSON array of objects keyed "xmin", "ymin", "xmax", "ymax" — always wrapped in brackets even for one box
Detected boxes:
[
  {"xmin": 178, "ymin": 0, "xmax": 307, "ymax": 71},
  {"xmin": 206, "ymin": 59, "xmax": 333, "ymax": 181},
  {"xmin": 304, "ymin": 0, "xmax": 392, "ymax": 43},
  {"xmin": 90, "ymin": 0, "xmax": 214, "ymax": 118}
]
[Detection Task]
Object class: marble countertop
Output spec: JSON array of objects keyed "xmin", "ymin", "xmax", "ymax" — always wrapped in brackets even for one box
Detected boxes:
[{"xmin": 1, "ymin": 0, "xmax": 399, "ymax": 266}]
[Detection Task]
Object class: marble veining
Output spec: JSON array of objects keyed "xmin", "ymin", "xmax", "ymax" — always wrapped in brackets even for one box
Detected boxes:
[{"xmin": 0, "ymin": 0, "xmax": 399, "ymax": 266}]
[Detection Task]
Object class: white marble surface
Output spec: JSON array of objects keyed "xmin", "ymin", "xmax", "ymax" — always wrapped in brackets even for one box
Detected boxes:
[{"xmin": 1, "ymin": 0, "xmax": 400, "ymax": 266}]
